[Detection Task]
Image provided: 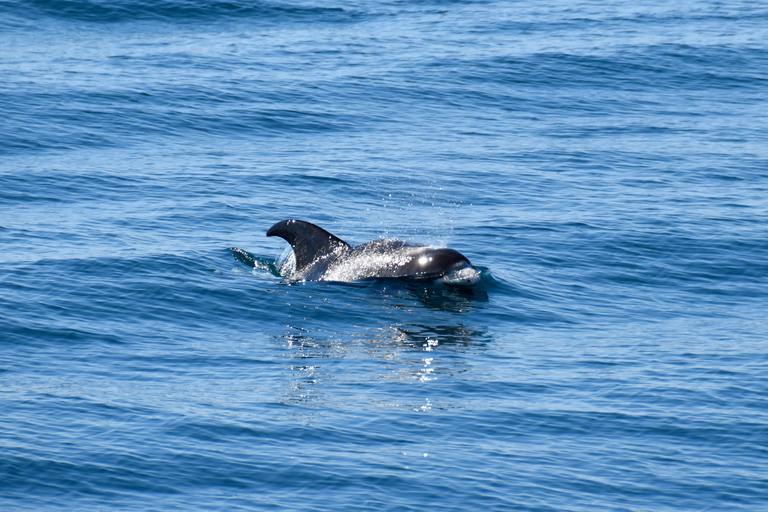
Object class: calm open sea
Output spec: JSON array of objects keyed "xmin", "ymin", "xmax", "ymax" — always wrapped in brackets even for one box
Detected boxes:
[{"xmin": 2, "ymin": 1, "xmax": 767, "ymax": 510}]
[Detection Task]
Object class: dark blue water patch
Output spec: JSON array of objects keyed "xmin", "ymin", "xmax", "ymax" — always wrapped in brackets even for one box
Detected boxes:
[
  {"xmin": 2, "ymin": 335, "xmax": 766, "ymax": 511},
  {"xmin": 0, "ymin": 165, "xmax": 290, "ymax": 215},
  {"xmin": 0, "ymin": 89, "xmax": 364, "ymax": 154},
  {"xmin": 618, "ymin": 6, "xmax": 768, "ymax": 23},
  {"xmin": 2, "ymin": 0, "xmax": 358, "ymax": 25},
  {"xmin": 0, "ymin": 122, "xmax": 115, "ymax": 155},
  {"xmin": 453, "ymin": 45, "xmax": 768, "ymax": 93},
  {"xmin": 0, "ymin": 170, "xmax": 142, "ymax": 204},
  {"xmin": 0, "ymin": 254, "xmax": 257, "ymax": 343},
  {"xmin": 459, "ymin": 221, "xmax": 768, "ymax": 327},
  {"xmin": 485, "ymin": 5, "xmax": 768, "ymax": 34},
  {"xmin": 0, "ymin": 319, "xmax": 127, "ymax": 348}
]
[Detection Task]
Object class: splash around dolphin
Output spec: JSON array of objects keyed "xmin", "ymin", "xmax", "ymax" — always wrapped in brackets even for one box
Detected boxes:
[{"xmin": 230, "ymin": 219, "xmax": 480, "ymax": 286}]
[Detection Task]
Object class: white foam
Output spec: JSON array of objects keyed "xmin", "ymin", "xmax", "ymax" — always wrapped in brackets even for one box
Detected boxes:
[{"xmin": 439, "ymin": 266, "xmax": 480, "ymax": 286}]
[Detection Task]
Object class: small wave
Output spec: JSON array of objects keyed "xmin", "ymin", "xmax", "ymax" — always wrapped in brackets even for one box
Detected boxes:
[
  {"xmin": 0, "ymin": 89, "xmax": 360, "ymax": 155},
  {"xmin": 3, "ymin": 0, "xmax": 355, "ymax": 25}
]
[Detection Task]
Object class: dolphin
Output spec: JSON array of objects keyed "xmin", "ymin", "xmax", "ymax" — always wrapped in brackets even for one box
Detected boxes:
[{"xmin": 230, "ymin": 219, "xmax": 480, "ymax": 286}]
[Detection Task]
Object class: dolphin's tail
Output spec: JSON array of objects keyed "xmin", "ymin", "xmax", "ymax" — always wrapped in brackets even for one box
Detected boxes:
[{"xmin": 229, "ymin": 247, "xmax": 258, "ymax": 268}]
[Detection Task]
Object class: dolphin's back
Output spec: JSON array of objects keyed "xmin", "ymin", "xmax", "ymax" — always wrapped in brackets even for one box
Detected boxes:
[{"xmin": 330, "ymin": 240, "xmax": 470, "ymax": 281}]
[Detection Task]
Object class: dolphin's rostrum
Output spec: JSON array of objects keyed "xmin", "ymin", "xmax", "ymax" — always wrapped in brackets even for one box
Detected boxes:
[{"xmin": 232, "ymin": 219, "xmax": 480, "ymax": 286}]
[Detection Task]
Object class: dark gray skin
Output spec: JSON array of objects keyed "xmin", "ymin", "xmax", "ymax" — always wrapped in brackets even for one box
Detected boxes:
[{"xmin": 232, "ymin": 219, "xmax": 480, "ymax": 286}]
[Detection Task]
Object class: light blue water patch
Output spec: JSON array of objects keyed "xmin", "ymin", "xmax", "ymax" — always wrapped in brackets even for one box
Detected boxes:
[{"xmin": 1, "ymin": 0, "xmax": 767, "ymax": 510}]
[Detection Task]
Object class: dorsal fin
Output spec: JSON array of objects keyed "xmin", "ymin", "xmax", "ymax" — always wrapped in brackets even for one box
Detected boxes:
[{"xmin": 266, "ymin": 219, "xmax": 350, "ymax": 271}]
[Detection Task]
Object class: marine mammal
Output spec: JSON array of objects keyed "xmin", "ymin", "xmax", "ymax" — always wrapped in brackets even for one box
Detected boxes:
[{"xmin": 231, "ymin": 219, "xmax": 480, "ymax": 286}]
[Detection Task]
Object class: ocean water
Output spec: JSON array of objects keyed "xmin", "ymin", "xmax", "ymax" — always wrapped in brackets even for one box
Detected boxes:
[{"xmin": 2, "ymin": 0, "xmax": 768, "ymax": 510}]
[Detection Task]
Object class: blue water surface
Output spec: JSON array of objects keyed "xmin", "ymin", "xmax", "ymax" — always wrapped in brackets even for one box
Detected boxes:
[{"xmin": 2, "ymin": 1, "xmax": 767, "ymax": 510}]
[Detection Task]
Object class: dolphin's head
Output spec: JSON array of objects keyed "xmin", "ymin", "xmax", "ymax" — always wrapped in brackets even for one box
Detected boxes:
[{"xmin": 406, "ymin": 247, "xmax": 480, "ymax": 286}]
